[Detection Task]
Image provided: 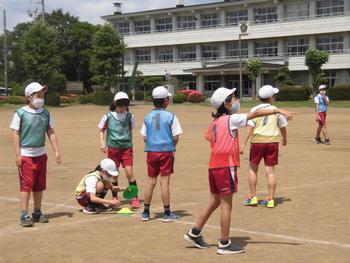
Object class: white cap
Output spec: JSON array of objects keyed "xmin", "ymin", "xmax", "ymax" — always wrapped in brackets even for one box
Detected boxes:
[
  {"xmin": 152, "ymin": 86, "xmax": 172, "ymax": 99},
  {"xmin": 319, "ymin": 84, "xmax": 327, "ymax": 90},
  {"xmin": 25, "ymin": 82, "xmax": 48, "ymax": 97},
  {"xmin": 100, "ymin": 158, "xmax": 118, "ymax": 176},
  {"xmin": 114, "ymin": 91, "xmax": 129, "ymax": 101},
  {"xmin": 258, "ymin": 85, "xmax": 279, "ymax": 99},
  {"xmin": 210, "ymin": 87, "xmax": 236, "ymax": 109}
]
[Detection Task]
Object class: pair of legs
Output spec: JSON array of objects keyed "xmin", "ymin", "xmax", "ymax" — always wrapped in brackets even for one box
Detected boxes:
[
  {"xmin": 144, "ymin": 175, "xmax": 171, "ymax": 208},
  {"xmin": 248, "ymin": 163, "xmax": 276, "ymax": 201},
  {"xmin": 315, "ymin": 123, "xmax": 329, "ymax": 141},
  {"xmin": 20, "ymin": 191, "xmax": 43, "ymax": 214},
  {"xmin": 194, "ymin": 193, "xmax": 233, "ymax": 240}
]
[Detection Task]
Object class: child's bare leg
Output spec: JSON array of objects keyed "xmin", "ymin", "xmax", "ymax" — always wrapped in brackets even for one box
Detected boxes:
[
  {"xmin": 32, "ymin": 191, "xmax": 43, "ymax": 210},
  {"xmin": 220, "ymin": 194, "xmax": 233, "ymax": 240},
  {"xmin": 20, "ymin": 191, "xmax": 31, "ymax": 212},
  {"xmin": 144, "ymin": 176, "xmax": 157, "ymax": 205},
  {"xmin": 316, "ymin": 123, "xmax": 322, "ymax": 138},
  {"xmin": 248, "ymin": 163, "xmax": 259, "ymax": 197},
  {"xmin": 160, "ymin": 175, "xmax": 170, "ymax": 206},
  {"xmin": 322, "ymin": 125, "xmax": 329, "ymax": 140},
  {"xmin": 124, "ymin": 166, "xmax": 135, "ymax": 182},
  {"xmin": 195, "ymin": 193, "xmax": 220, "ymax": 229},
  {"xmin": 265, "ymin": 166, "xmax": 276, "ymax": 200}
]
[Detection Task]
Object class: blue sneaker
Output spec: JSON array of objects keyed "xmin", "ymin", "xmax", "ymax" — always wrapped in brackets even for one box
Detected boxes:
[
  {"xmin": 162, "ymin": 213, "xmax": 180, "ymax": 222},
  {"xmin": 141, "ymin": 212, "xmax": 150, "ymax": 221}
]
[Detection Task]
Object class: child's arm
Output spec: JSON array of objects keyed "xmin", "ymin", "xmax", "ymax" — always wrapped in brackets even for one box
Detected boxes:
[
  {"xmin": 12, "ymin": 130, "xmax": 21, "ymax": 167},
  {"xmin": 280, "ymin": 127, "xmax": 287, "ymax": 146},
  {"xmin": 99, "ymin": 129, "xmax": 107, "ymax": 153},
  {"xmin": 173, "ymin": 135, "xmax": 179, "ymax": 146},
  {"xmin": 89, "ymin": 193, "xmax": 121, "ymax": 207},
  {"xmin": 47, "ymin": 128, "xmax": 62, "ymax": 164},
  {"xmin": 240, "ymin": 125, "xmax": 254, "ymax": 155},
  {"xmin": 247, "ymin": 108, "xmax": 293, "ymax": 121}
]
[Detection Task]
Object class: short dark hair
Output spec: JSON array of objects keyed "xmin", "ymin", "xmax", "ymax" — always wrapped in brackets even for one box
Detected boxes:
[
  {"xmin": 109, "ymin": 99, "xmax": 130, "ymax": 111},
  {"xmin": 211, "ymin": 94, "xmax": 233, "ymax": 119},
  {"xmin": 153, "ymin": 98, "xmax": 166, "ymax": 108}
]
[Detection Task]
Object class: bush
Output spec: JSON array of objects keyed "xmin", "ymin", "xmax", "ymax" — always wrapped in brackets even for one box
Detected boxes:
[
  {"xmin": 48, "ymin": 73, "xmax": 67, "ymax": 94},
  {"xmin": 328, "ymin": 84, "xmax": 350, "ymax": 100},
  {"xmin": 188, "ymin": 90, "xmax": 206, "ymax": 103},
  {"xmin": 6, "ymin": 96, "xmax": 26, "ymax": 104},
  {"xmin": 10, "ymin": 82, "xmax": 25, "ymax": 96},
  {"xmin": 173, "ymin": 94, "xmax": 187, "ymax": 104},
  {"xmin": 134, "ymin": 90, "xmax": 144, "ymax": 101},
  {"xmin": 177, "ymin": 89, "xmax": 192, "ymax": 99},
  {"xmin": 94, "ymin": 91, "xmax": 113, "ymax": 105},
  {"xmin": 45, "ymin": 92, "xmax": 61, "ymax": 107},
  {"xmin": 80, "ymin": 93, "xmax": 96, "ymax": 104},
  {"xmin": 276, "ymin": 86, "xmax": 311, "ymax": 101},
  {"xmin": 60, "ymin": 95, "xmax": 79, "ymax": 104},
  {"xmin": 126, "ymin": 90, "xmax": 133, "ymax": 100}
]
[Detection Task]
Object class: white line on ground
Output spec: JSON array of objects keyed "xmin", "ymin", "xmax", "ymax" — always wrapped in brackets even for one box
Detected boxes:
[{"xmin": 0, "ymin": 196, "xmax": 77, "ymax": 210}]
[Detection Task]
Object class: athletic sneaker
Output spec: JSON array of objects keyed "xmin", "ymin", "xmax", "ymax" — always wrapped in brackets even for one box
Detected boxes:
[
  {"xmin": 20, "ymin": 215, "xmax": 34, "ymax": 227},
  {"xmin": 313, "ymin": 137, "xmax": 324, "ymax": 144},
  {"xmin": 32, "ymin": 212, "xmax": 49, "ymax": 223},
  {"xmin": 243, "ymin": 196, "xmax": 258, "ymax": 206},
  {"xmin": 324, "ymin": 139, "xmax": 330, "ymax": 145},
  {"xmin": 141, "ymin": 211, "xmax": 150, "ymax": 221},
  {"xmin": 162, "ymin": 213, "xmax": 180, "ymax": 222},
  {"xmin": 83, "ymin": 205, "xmax": 98, "ymax": 214},
  {"xmin": 260, "ymin": 199, "xmax": 275, "ymax": 208},
  {"xmin": 93, "ymin": 204, "xmax": 112, "ymax": 212},
  {"xmin": 184, "ymin": 230, "xmax": 209, "ymax": 249},
  {"xmin": 217, "ymin": 240, "xmax": 245, "ymax": 255},
  {"xmin": 131, "ymin": 198, "xmax": 141, "ymax": 210}
]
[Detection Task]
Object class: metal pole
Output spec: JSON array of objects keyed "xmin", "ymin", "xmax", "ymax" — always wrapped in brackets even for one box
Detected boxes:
[
  {"xmin": 239, "ymin": 33, "xmax": 242, "ymax": 98},
  {"xmin": 41, "ymin": 0, "xmax": 45, "ymax": 23},
  {"xmin": 3, "ymin": 10, "xmax": 8, "ymax": 96}
]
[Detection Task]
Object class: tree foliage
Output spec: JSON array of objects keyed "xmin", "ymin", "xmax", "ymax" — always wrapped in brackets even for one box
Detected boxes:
[
  {"xmin": 274, "ymin": 66, "xmax": 294, "ymax": 86},
  {"xmin": 305, "ymin": 48, "xmax": 329, "ymax": 93},
  {"xmin": 245, "ymin": 58, "xmax": 262, "ymax": 99}
]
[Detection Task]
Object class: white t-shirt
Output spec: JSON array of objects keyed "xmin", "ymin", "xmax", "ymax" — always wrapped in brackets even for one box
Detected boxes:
[
  {"xmin": 85, "ymin": 176, "xmax": 99, "ymax": 193},
  {"xmin": 98, "ymin": 112, "xmax": 136, "ymax": 130},
  {"xmin": 230, "ymin": 114, "xmax": 248, "ymax": 130},
  {"xmin": 10, "ymin": 106, "xmax": 55, "ymax": 157},
  {"xmin": 247, "ymin": 103, "xmax": 287, "ymax": 128},
  {"xmin": 140, "ymin": 115, "xmax": 183, "ymax": 137}
]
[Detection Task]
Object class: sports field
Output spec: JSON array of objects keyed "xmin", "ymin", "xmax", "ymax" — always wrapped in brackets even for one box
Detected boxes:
[{"xmin": 0, "ymin": 104, "xmax": 349, "ymax": 263}]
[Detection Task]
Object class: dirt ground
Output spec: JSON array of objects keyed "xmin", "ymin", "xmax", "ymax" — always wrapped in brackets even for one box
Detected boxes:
[{"xmin": 0, "ymin": 104, "xmax": 349, "ymax": 263}]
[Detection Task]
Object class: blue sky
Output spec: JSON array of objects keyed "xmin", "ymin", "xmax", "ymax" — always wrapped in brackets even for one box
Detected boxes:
[{"xmin": 0, "ymin": 0, "xmax": 216, "ymax": 31}]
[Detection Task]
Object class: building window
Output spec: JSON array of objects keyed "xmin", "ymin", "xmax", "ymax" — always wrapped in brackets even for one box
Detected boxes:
[
  {"xmin": 135, "ymin": 49, "xmax": 151, "ymax": 63},
  {"xmin": 285, "ymin": 3, "xmax": 310, "ymax": 19},
  {"xmin": 255, "ymin": 41, "xmax": 278, "ymax": 57},
  {"xmin": 134, "ymin": 20, "xmax": 151, "ymax": 34},
  {"xmin": 287, "ymin": 38, "xmax": 309, "ymax": 56},
  {"xmin": 316, "ymin": 35, "xmax": 343, "ymax": 53},
  {"xmin": 317, "ymin": 0, "xmax": 344, "ymax": 17},
  {"xmin": 156, "ymin": 17, "xmax": 173, "ymax": 32},
  {"xmin": 225, "ymin": 10, "xmax": 248, "ymax": 25},
  {"xmin": 201, "ymin": 13, "xmax": 219, "ymax": 28},
  {"xmin": 179, "ymin": 75, "xmax": 197, "ymax": 90},
  {"xmin": 116, "ymin": 22, "xmax": 130, "ymax": 35},
  {"xmin": 255, "ymin": 6, "xmax": 278, "ymax": 24},
  {"xmin": 202, "ymin": 45, "xmax": 220, "ymax": 60},
  {"xmin": 179, "ymin": 46, "xmax": 197, "ymax": 61},
  {"xmin": 178, "ymin": 15, "xmax": 196, "ymax": 30},
  {"xmin": 204, "ymin": 76, "xmax": 221, "ymax": 92},
  {"xmin": 324, "ymin": 70, "xmax": 337, "ymax": 87},
  {"xmin": 227, "ymin": 41, "xmax": 248, "ymax": 58},
  {"xmin": 156, "ymin": 47, "xmax": 173, "ymax": 62}
]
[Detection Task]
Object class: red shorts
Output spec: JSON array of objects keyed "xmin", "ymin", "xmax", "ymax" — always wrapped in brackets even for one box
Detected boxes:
[
  {"xmin": 147, "ymin": 152, "xmax": 174, "ymax": 177},
  {"xmin": 19, "ymin": 154, "xmax": 47, "ymax": 192},
  {"xmin": 249, "ymin": 143, "xmax": 279, "ymax": 166},
  {"xmin": 76, "ymin": 192, "xmax": 90, "ymax": 207},
  {"xmin": 318, "ymin": 112, "xmax": 327, "ymax": 126},
  {"xmin": 208, "ymin": 167, "xmax": 238, "ymax": 195},
  {"xmin": 108, "ymin": 147, "xmax": 133, "ymax": 168}
]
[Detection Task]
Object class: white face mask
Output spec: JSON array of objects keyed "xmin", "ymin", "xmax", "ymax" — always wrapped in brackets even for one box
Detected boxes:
[
  {"xmin": 103, "ymin": 175, "xmax": 112, "ymax": 183},
  {"xmin": 31, "ymin": 98, "xmax": 44, "ymax": 109},
  {"xmin": 231, "ymin": 102, "xmax": 240, "ymax": 114}
]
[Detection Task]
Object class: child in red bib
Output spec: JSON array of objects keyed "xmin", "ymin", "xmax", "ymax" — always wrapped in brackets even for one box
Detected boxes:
[{"xmin": 184, "ymin": 87, "xmax": 293, "ymax": 255}]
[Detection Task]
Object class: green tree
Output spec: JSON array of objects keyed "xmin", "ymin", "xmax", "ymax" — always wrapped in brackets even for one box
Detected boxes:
[
  {"xmin": 245, "ymin": 58, "xmax": 262, "ymax": 99},
  {"xmin": 305, "ymin": 48, "xmax": 329, "ymax": 93},
  {"xmin": 90, "ymin": 25, "xmax": 125, "ymax": 90},
  {"xmin": 19, "ymin": 22, "xmax": 62, "ymax": 84},
  {"xmin": 143, "ymin": 76, "xmax": 164, "ymax": 91},
  {"xmin": 274, "ymin": 66, "xmax": 294, "ymax": 86}
]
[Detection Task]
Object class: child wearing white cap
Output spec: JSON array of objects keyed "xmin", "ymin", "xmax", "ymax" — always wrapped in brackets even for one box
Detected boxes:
[
  {"xmin": 240, "ymin": 85, "xmax": 289, "ymax": 209},
  {"xmin": 313, "ymin": 84, "xmax": 330, "ymax": 145},
  {"xmin": 10, "ymin": 82, "xmax": 61, "ymax": 227},
  {"xmin": 98, "ymin": 92, "xmax": 140, "ymax": 209},
  {"xmin": 184, "ymin": 87, "xmax": 293, "ymax": 255},
  {"xmin": 140, "ymin": 86, "xmax": 183, "ymax": 222},
  {"xmin": 75, "ymin": 158, "xmax": 122, "ymax": 214}
]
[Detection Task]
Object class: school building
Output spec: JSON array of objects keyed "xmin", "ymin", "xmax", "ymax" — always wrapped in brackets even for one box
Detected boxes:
[{"xmin": 102, "ymin": 0, "xmax": 350, "ymax": 97}]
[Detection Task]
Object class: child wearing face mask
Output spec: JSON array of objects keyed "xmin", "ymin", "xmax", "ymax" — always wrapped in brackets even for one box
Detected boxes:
[
  {"xmin": 10, "ymin": 82, "xmax": 62, "ymax": 227},
  {"xmin": 98, "ymin": 92, "xmax": 140, "ymax": 210},
  {"xmin": 313, "ymin": 84, "xmax": 330, "ymax": 145},
  {"xmin": 184, "ymin": 87, "xmax": 293, "ymax": 255},
  {"xmin": 75, "ymin": 158, "xmax": 122, "ymax": 214}
]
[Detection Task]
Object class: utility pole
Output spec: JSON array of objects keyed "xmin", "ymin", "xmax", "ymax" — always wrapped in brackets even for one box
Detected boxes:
[
  {"xmin": 41, "ymin": 0, "xmax": 45, "ymax": 23},
  {"xmin": 3, "ymin": 10, "xmax": 8, "ymax": 96}
]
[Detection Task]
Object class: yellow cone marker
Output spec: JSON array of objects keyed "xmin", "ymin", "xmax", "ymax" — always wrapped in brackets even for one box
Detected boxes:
[{"xmin": 117, "ymin": 207, "xmax": 133, "ymax": 216}]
